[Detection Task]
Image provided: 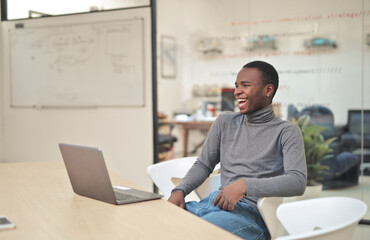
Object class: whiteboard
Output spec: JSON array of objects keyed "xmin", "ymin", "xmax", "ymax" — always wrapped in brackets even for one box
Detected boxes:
[{"xmin": 9, "ymin": 17, "xmax": 145, "ymax": 107}]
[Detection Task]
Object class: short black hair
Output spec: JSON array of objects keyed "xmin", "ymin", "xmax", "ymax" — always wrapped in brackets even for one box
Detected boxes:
[{"xmin": 243, "ymin": 60, "xmax": 279, "ymax": 98}]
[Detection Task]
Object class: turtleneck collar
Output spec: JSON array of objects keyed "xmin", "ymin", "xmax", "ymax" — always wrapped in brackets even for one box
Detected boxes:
[{"xmin": 245, "ymin": 104, "xmax": 275, "ymax": 123}]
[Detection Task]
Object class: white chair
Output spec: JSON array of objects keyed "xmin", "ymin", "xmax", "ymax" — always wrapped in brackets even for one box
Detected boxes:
[
  {"xmin": 257, "ymin": 197, "xmax": 284, "ymax": 239},
  {"xmin": 146, "ymin": 157, "xmax": 197, "ymax": 201},
  {"xmin": 275, "ymin": 197, "xmax": 368, "ymax": 240},
  {"xmin": 195, "ymin": 173, "xmax": 221, "ymax": 199},
  {"xmin": 146, "ymin": 157, "xmax": 220, "ymax": 202}
]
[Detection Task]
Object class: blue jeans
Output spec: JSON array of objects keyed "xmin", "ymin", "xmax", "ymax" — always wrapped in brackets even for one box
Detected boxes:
[{"xmin": 186, "ymin": 191, "xmax": 269, "ymax": 240}]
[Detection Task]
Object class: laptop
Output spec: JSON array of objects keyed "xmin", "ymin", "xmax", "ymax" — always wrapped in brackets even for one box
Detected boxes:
[{"xmin": 59, "ymin": 143, "xmax": 163, "ymax": 205}]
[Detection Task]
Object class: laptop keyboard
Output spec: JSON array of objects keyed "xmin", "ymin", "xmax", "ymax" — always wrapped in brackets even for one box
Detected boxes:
[{"xmin": 114, "ymin": 191, "xmax": 143, "ymax": 201}]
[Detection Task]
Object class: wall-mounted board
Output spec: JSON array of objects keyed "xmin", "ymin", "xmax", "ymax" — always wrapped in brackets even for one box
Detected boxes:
[{"xmin": 9, "ymin": 17, "xmax": 145, "ymax": 107}]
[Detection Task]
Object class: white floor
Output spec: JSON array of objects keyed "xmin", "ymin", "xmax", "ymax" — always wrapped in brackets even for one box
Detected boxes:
[{"xmin": 353, "ymin": 225, "xmax": 370, "ymax": 240}]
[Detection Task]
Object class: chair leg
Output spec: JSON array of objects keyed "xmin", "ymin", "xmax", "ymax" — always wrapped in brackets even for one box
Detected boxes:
[{"xmin": 170, "ymin": 146, "xmax": 176, "ymax": 159}]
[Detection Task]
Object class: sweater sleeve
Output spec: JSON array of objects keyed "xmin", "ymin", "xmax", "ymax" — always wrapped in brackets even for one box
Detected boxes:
[
  {"xmin": 174, "ymin": 116, "xmax": 222, "ymax": 195},
  {"xmin": 244, "ymin": 124, "xmax": 307, "ymax": 197}
]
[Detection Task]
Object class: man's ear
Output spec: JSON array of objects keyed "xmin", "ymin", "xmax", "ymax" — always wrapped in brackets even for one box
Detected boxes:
[{"xmin": 266, "ymin": 84, "xmax": 274, "ymax": 97}]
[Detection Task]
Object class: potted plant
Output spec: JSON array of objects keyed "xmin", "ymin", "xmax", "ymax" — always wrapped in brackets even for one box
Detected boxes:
[{"xmin": 292, "ymin": 115, "xmax": 337, "ymax": 187}]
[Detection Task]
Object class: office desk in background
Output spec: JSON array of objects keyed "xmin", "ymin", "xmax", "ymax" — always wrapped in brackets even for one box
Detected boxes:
[
  {"xmin": 0, "ymin": 161, "xmax": 240, "ymax": 240},
  {"xmin": 162, "ymin": 120, "xmax": 214, "ymax": 157}
]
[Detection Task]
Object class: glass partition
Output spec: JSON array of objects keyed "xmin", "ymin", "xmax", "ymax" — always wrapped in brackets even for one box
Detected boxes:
[{"xmin": 157, "ymin": 0, "xmax": 370, "ymax": 236}]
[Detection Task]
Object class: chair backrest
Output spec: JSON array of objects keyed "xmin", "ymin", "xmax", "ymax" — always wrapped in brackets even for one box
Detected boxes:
[
  {"xmin": 298, "ymin": 105, "xmax": 334, "ymax": 130},
  {"xmin": 257, "ymin": 197, "xmax": 284, "ymax": 239},
  {"xmin": 195, "ymin": 174, "xmax": 221, "ymax": 199},
  {"xmin": 287, "ymin": 104, "xmax": 298, "ymax": 120},
  {"xmin": 146, "ymin": 157, "xmax": 198, "ymax": 201},
  {"xmin": 347, "ymin": 110, "xmax": 370, "ymax": 134},
  {"xmin": 275, "ymin": 197, "xmax": 367, "ymax": 240},
  {"xmin": 147, "ymin": 157, "xmax": 221, "ymax": 201}
]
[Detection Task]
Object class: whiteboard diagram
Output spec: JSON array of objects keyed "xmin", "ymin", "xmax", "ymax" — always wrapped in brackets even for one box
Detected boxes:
[{"xmin": 9, "ymin": 18, "xmax": 145, "ymax": 107}]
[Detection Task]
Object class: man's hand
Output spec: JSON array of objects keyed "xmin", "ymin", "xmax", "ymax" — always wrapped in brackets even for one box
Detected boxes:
[
  {"xmin": 168, "ymin": 191, "xmax": 186, "ymax": 209},
  {"xmin": 213, "ymin": 178, "xmax": 246, "ymax": 211}
]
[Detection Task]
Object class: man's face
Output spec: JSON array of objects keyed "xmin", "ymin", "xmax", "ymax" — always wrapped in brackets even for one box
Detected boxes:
[{"xmin": 234, "ymin": 67, "xmax": 270, "ymax": 114}]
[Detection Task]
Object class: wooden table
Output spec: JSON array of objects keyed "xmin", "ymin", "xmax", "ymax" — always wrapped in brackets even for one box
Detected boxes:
[
  {"xmin": 162, "ymin": 120, "xmax": 214, "ymax": 157},
  {"xmin": 0, "ymin": 161, "xmax": 240, "ymax": 240}
]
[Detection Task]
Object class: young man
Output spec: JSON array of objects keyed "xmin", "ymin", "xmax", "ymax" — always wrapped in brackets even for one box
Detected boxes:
[{"xmin": 168, "ymin": 60, "xmax": 307, "ymax": 240}]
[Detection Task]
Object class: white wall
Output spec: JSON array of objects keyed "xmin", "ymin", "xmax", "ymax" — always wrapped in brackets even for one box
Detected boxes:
[
  {"xmin": 157, "ymin": 0, "xmax": 370, "ymax": 125},
  {"xmin": 156, "ymin": 0, "xmax": 186, "ymax": 118},
  {"xmin": 0, "ymin": 8, "xmax": 155, "ymax": 191}
]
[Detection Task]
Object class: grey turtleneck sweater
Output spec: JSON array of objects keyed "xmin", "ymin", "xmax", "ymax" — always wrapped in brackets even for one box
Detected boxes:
[{"xmin": 176, "ymin": 104, "xmax": 307, "ymax": 211}]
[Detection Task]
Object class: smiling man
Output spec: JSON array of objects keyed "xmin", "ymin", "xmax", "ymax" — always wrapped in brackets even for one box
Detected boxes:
[{"xmin": 168, "ymin": 60, "xmax": 307, "ymax": 240}]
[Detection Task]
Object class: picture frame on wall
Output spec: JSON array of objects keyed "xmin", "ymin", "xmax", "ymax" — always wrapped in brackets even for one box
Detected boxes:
[{"xmin": 161, "ymin": 35, "xmax": 176, "ymax": 78}]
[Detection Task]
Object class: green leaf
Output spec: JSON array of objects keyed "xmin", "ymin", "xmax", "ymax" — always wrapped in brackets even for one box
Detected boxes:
[{"xmin": 292, "ymin": 114, "xmax": 337, "ymax": 183}]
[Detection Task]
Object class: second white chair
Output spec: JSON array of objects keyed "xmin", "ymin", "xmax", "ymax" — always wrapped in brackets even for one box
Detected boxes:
[{"xmin": 275, "ymin": 197, "xmax": 367, "ymax": 240}]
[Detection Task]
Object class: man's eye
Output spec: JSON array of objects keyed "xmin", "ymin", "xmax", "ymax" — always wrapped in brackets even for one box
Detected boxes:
[{"xmin": 235, "ymin": 84, "xmax": 249, "ymax": 88}]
